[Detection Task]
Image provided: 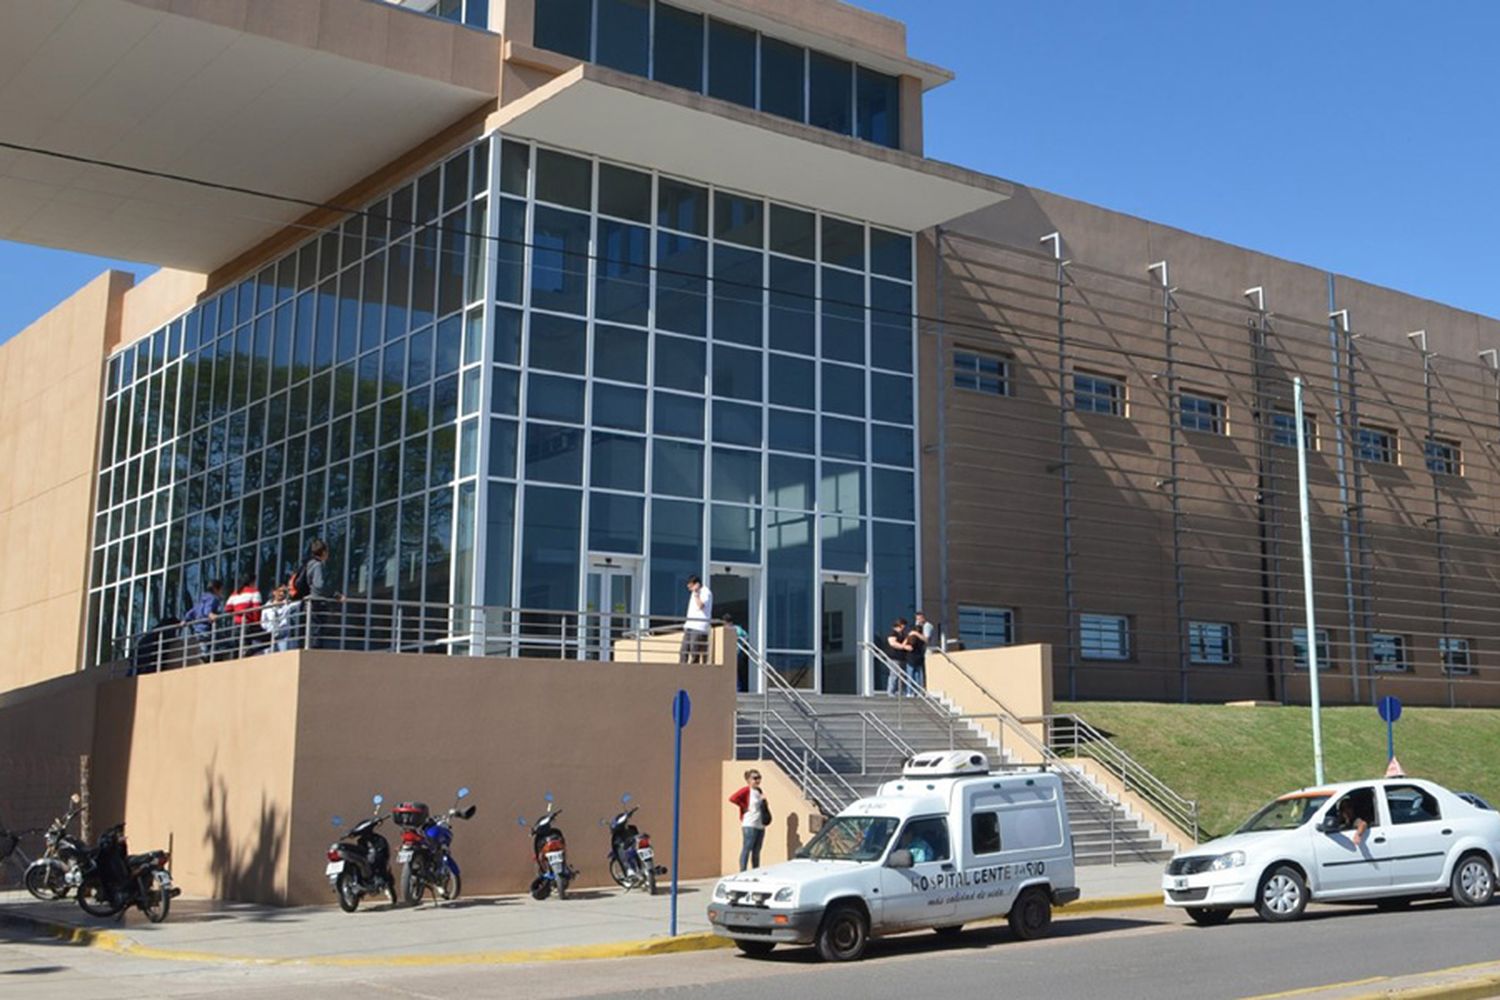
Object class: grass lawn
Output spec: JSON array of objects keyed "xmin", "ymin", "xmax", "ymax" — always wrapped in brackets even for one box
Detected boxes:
[{"xmin": 1055, "ymin": 701, "xmax": 1500, "ymax": 839}]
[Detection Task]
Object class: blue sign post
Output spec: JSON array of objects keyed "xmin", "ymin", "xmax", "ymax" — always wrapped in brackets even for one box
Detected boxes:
[
  {"xmin": 1378, "ymin": 695, "xmax": 1402, "ymax": 762},
  {"xmin": 669, "ymin": 689, "xmax": 691, "ymax": 936}
]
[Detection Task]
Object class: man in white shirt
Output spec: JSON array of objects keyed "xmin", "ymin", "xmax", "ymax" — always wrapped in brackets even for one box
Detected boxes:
[{"xmin": 679, "ymin": 574, "xmax": 714, "ymax": 664}]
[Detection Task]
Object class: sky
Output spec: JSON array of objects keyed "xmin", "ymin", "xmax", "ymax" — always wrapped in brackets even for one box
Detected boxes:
[{"xmin": 3, "ymin": 0, "xmax": 1499, "ymax": 344}]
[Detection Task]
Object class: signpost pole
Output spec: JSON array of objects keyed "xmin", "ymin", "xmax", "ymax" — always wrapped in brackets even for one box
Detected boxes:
[
  {"xmin": 670, "ymin": 689, "xmax": 691, "ymax": 937},
  {"xmin": 1294, "ymin": 377, "xmax": 1326, "ymax": 785}
]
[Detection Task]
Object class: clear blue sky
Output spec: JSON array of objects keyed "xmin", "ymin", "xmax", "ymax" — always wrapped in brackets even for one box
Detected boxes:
[{"xmin": 3, "ymin": 0, "xmax": 1497, "ymax": 344}]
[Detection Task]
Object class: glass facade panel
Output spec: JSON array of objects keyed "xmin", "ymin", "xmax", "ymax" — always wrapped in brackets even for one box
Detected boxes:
[
  {"xmin": 596, "ymin": 0, "xmax": 650, "ymax": 76},
  {"xmin": 808, "ymin": 53, "xmax": 854, "ymax": 135},
  {"xmin": 707, "ymin": 19, "xmax": 756, "ymax": 107},
  {"xmin": 534, "ymin": 0, "xmax": 592, "ymax": 60},
  {"xmin": 857, "ymin": 68, "xmax": 902, "ymax": 149},
  {"xmin": 760, "ymin": 38, "xmax": 806, "ymax": 122},
  {"xmin": 652, "ymin": 2, "xmax": 704, "ymax": 92}
]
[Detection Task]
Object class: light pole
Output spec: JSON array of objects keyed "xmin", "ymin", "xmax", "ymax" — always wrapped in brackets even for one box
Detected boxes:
[{"xmin": 1293, "ymin": 376, "xmax": 1326, "ymax": 785}]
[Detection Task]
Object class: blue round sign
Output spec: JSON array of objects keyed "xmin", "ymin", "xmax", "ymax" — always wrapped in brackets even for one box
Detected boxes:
[
  {"xmin": 672, "ymin": 689, "xmax": 692, "ymax": 728},
  {"xmin": 1378, "ymin": 695, "xmax": 1402, "ymax": 724}
]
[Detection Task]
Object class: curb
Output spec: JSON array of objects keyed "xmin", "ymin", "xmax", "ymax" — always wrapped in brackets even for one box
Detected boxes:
[
  {"xmin": 0, "ymin": 891, "xmax": 1160, "ymax": 967},
  {"xmin": 1345, "ymin": 973, "xmax": 1500, "ymax": 1000}
]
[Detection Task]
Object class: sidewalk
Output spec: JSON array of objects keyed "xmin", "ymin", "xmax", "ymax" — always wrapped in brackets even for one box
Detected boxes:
[{"xmin": 0, "ymin": 863, "xmax": 1165, "ymax": 966}]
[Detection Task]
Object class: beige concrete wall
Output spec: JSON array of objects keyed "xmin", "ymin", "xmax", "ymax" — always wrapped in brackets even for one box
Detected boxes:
[
  {"xmin": 924, "ymin": 645, "xmax": 1052, "ymax": 763},
  {"xmin": 115, "ymin": 269, "xmax": 210, "ymax": 353},
  {"xmin": 0, "ymin": 271, "xmax": 132, "ymax": 693},
  {"xmin": 718, "ymin": 760, "xmax": 823, "ymax": 874}
]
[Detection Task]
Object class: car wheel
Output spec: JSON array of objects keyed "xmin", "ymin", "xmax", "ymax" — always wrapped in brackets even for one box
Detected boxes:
[
  {"xmin": 1008, "ymin": 886, "xmax": 1053, "ymax": 940},
  {"xmin": 1255, "ymin": 865, "xmax": 1307, "ymax": 923},
  {"xmin": 735, "ymin": 939, "xmax": 776, "ymax": 957},
  {"xmin": 1186, "ymin": 907, "xmax": 1232, "ymax": 927},
  {"xmin": 1451, "ymin": 853, "xmax": 1495, "ymax": 907},
  {"xmin": 816, "ymin": 903, "xmax": 869, "ymax": 962}
]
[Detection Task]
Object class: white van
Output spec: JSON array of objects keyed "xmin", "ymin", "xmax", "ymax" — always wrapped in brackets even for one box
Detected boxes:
[{"xmin": 707, "ymin": 751, "xmax": 1080, "ymax": 961}]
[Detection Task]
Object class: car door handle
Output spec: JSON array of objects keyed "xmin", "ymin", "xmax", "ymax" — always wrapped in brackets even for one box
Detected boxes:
[
  {"xmin": 1442, "ymin": 829, "xmax": 1453, "ymax": 836},
  {"xmin": 941, "ymin": 863, "xmax": 955, "ymax": 872},
  {"xmin": 1372, "ymin": 836, "xmax": 1386, "ymax": 844}
]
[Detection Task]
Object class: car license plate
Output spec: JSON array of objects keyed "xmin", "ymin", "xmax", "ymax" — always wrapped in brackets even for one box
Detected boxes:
[
  {"xmin": 1173, "ymin": 877, "xmax": 1188, "ymax": 890},
  {"xmin": 397, "ymin": 849, "xmax": 412, "ymax": 863},
  {"xmin": 637, "ymin": 847, "xmax": 654, "ymax": 862},
  {"xmin": 546, "ymin": 851, "xmax": 565, "ymax": 869},
  {"xmin": 325, "ymin": 860, "xmax": 345, "ymax": 876},
  {"xmin": 724, "ymin": 910, "xmax": 753, "ymax": 924}
]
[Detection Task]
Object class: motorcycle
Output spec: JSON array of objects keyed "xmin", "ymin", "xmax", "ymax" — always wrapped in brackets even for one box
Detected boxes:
[
  {"xmin": 75, "ymin": 823, "xmax": 176, "ymax": 922},
  {"xmin": 326, "ymin": 794, "xmax": 399, "ymax": 912},
  {"xmin": 519, "ymin": 793, "xmax": 576, "ymax": 900},
  {"xmin": 397, "ymin": 787, "xmax": 476, "ymax": 905},
  {"xmin": 25, "ymin": 793, "xmax": 87, "ymax": 900},
  {"xmin": 605, "ymin": 794, "xmax": 666, "ymax": 895}
]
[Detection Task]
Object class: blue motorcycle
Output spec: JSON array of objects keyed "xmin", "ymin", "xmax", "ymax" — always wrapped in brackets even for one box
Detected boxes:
[{"xmin": 395, "ymin": 788, "xmax": 475, "ymax": 906}]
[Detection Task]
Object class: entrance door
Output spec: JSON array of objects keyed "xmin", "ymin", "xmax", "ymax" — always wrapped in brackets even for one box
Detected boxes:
[
  {"xmin": 711, "ymin": 569, "xmax": 757, "ymax": 692},
  {"xmin": 820, "ymin": 577, "xmax": 864, "ymax": 694},
  {"xmin": 584, "ymin": 561, "xmax": 638, "ymax": 661}
]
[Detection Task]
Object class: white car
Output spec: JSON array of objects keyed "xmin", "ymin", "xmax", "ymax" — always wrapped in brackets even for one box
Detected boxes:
[{"xmin": 1163, "ymin": 777, "xmax": 1500, "ymax": 925}]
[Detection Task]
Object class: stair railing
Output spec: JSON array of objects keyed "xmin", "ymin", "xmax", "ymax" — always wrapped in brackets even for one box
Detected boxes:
[{"xmin": 733, "ymin": 707, "xmax": 860, "ymax": 814}]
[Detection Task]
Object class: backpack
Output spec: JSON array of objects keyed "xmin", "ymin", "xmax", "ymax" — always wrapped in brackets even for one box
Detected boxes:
[{"xmin": 288, "ymin": 561, "xmax": 312, "ymax": 600}]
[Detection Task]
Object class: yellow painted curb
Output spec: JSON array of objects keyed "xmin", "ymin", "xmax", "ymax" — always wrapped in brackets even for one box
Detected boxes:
[
  {"xmin": 0, "ymin": 891, "xmax": 1158, "ymax": 967},
  {"xmin": 1345, "ymin": 973, "xmax": 1500, "ymax": 1000}
]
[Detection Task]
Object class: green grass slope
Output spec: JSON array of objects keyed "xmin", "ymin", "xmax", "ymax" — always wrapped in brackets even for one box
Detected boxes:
[{"xmin": 1055, "ymin": 702, "xmax": 1500, "ymax": 839}]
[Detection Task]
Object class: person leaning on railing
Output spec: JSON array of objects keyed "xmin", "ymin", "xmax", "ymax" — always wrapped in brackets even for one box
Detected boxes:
[
  {"xmin": 260, "ymin": 585, "xmax": 296, "ymax": 653},
  {"xmin": 183, "ymin": 580, "xmax": 225, "ymax": 664},
  {"xmin": 293, "ymin": 538, "xmax": 345, "ymax": 650}
]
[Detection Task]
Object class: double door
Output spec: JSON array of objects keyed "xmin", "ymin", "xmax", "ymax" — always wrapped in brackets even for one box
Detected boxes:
[{"xmin": 584, "ymin": 562, "xmax": 638, "ymax": 661}]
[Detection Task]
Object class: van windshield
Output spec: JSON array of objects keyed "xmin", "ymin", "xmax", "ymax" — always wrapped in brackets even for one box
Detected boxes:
[
  {"xmin": 798, "ymin": 816, "xmax": 900, "ymax": 861},
  {"xmin": 1236, "ymin": 794, "xmax": 1330, "ymax": 833}
]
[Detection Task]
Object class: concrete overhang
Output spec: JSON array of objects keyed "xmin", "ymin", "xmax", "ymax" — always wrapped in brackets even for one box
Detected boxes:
[
  {"xmin": 492, "ymin": 64, "xmax": 1009, "ymax": 233},
  {"xmin": 0, "ymin": 0, "xmax": 501, "ymax": 272}
]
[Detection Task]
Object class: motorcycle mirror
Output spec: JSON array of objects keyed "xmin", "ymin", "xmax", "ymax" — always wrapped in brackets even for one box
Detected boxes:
[
  {"xmin": 457, "ymin": 786, "xmax": 470, "ymax": 799},
  {"xmin": 621, "ymin": 793, "xmax": 633, "ymax": 804},
  {"xmin": 544, "ymin": 791, "xmax": 554, "ymax": 804},
  {"xmin": 373, "ymin": 794, "xmax": 384, "ymax": 808},
  {"xmin": 332, "ymin": 816, "xmax": 344, "ymax": 828}
]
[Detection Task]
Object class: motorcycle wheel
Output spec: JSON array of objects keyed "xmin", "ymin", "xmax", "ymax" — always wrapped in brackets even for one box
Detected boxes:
[
  {"xmin": 402, "ymin": 862, "xmax": 425, "ymax": 906},
  {"xmin": 529, "ymin": 876, "xmax": 551, "ymax": 901},
  {"xmin": 24, "ymin": 860, "xmax": 69, "ymax": 901},
  {"xmin": 439, "ymin": 868, "xmax": 461, "ymax": 903},
  {"xmin": 77, "ymin": 876, "xmax": 123, "ymax": 917},
  {"xmin": 141, "ymin": 881, "xmax": 170, "ymax": 923},
  {"xmin": 608, "ymin": 857, "xmax": 629, "ymax": 889},
  {"xmin": 335, "ymin": 871, "xmax": 361, "ymax": 913}
]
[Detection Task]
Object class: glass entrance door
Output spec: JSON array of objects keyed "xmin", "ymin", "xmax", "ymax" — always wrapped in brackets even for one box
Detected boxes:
[
  {"xmin": 711, "ymin": 569, "xmax": 758, "ymax": 692},
  {"xmin": 820, "ymin": 577, "xmax": 864, "ymax": 694},
  {"xmin": 585, "ymin": 562, "xmax": 638, "ymax": 660}
]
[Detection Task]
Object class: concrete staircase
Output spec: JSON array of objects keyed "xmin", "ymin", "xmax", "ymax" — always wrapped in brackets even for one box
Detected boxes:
[{"xmin": 735, "ymin": 692, "xmax": 1174, "ymax": 866}]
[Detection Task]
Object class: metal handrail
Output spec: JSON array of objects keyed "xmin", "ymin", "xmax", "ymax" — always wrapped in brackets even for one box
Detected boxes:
[
  {"xmin": 861, "ymin": 641, "xmax": 973, "ymax": 746},
  {"xmin": 735, "ymin": 707, "xmax": 861, "ymax": 814},
  {"xmin": 926, "ymin": 645, "xmax": 1200, "ymax": 843}
]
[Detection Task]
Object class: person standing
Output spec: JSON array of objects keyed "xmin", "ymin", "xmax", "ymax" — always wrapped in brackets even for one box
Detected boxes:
[
  {"xmin": 679, "ymin": 574, "xmax": 714, "ymax": 665},
  {"xmin": 884, "ymin": 618, "xmax": 910, "ymax": 696},
  {"xmin": 183, "ymin": 580, "xmax": 225, "ymax": 664},
  {"xmin": 260, "ymin": 585, "xmax": 296, "ymax": 653},
  {"xmin": 903, "ymin": 619, "xmax": 928, "ymax": 695},
  {"xmin": 915, "ymin": 610, "xmax": 940, "ymax": 653},
  {"xmin": 728, "ymin": 769, "xmax": 769, "ymax": 871},
  {"xmin": 225, "ymin": 574, "xmax": 263, "ymax": 656},
  {"xmin": 298, "ymin": 539, "xmax": 343, "ymax": 650},
  {"xmin": 724, "ymin": 614, "xmax": 750, "ymax": 692}
]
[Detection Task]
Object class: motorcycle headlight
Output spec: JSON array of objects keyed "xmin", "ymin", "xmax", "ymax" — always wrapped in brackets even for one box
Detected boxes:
[
  {"xmin": 773, "ymin": 886, "xmax": 795, "ymax": 904},
  {"xmin": 712, "ymin": 881, "xmax": 730, "ymax": 902},
  {"xmin": 1209, "ymin": 851, "xmax": 1246, "ymax": 871}
]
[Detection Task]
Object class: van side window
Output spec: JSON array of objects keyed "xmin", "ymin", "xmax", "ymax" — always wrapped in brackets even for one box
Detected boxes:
[
  {"xmin": 1384, "ymin": 785, "xmax": 1441, "ymax": 825},
  {"xmin": 894, "ymin": 817, "xmax": 951, "ymax": 864},
  {"xmin": 971, "ymin": 811, "xmax": 1001, "ymax": 854}
]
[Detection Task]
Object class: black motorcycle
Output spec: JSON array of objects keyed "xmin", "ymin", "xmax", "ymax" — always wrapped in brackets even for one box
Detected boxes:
[
  {"xmin": 606, "ymin": 795, "xmax": 665, "ymax": 895},
  {"xmin": 75, "ymin": 823, "xmax": 176, "ymax": 922},
  {"xmin": 326, "ymin": 794, "xmax": 398, "ymax": 912},
  {"xmin": 25, "ymin": 793, "xmax": 86, "ymax": 900},
  {"xmin": 397, "ymin": 787, "xmax": 476, "ymax": 906}
]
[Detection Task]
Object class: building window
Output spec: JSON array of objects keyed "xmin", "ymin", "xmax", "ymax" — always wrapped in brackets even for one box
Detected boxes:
[
  {"xmin": 1074, "ymin": 372, "xmax": 1125, "ymax": 416},
  {"xmin": 1188, "ymin": 621, "xmax": 1234, "ymax": 665},
  {"xmin": 1179, "ymin": 392, "xmax": 1226, "ymax": 434},
  {"xmin": 1370, "ymin": 632, "xmax": 1409, "ymax": 672},
  {"xmin": 1080, "ymin": 613, "xmax": 1130, "ymax": 661},
  {"xmin": 1425, "ymin": 437, "xmax": 1461, "ymax": 476},
  {"xmin": 1441, "ymin": 637, "xmax": 1473, "ymax": 675},
  {"xmin": 1292, "ymin": 627, "xmax": 1331, "ymax": 670},
  {"xmin": 1270, "ymin": 407, "xmax": 1317, "ymax": 450},
  {"xmin": 959, "ymin": 605, "xmax": 1014, "ymax": 649},
  {"xmin": 1356, "ymin": 424, "xmax": 1397, "ymax": 465},
  {"xmin": 953, "ymin": 351, "xmax": 1009, "ymax": 397}
]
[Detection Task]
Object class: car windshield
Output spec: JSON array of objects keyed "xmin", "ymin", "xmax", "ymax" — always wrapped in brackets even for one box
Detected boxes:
[
  {"xmin": 797, "ymin": 815, "xmax": 900, "ymax": 861},
  {"xmin": 1237, "ymin": 794, "xmax": 1331, "ymax": 833}
]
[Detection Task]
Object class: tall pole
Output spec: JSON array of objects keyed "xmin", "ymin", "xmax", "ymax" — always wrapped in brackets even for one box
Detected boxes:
[{"xmin": 1294, "ymin": 377, "xmax": 1326, "ymax": 785}]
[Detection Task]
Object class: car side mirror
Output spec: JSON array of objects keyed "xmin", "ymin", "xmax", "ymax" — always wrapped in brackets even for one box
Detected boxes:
[
  {"xmin": 887, "ymin": 849, "xmax": 914, "ymax": 869},
  {"xmin": 1317, "ymin": 815, "xmax": 1340, "ymax": 833}
]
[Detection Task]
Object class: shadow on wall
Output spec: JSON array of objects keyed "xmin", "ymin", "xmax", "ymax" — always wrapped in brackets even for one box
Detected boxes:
[
  {"xmin": 201, "ymin": 759, "xmax": 288, "ymax": 905},
  {"xmin": 782, "ymin": 812, "xmax": 804, "ymax": 859}
]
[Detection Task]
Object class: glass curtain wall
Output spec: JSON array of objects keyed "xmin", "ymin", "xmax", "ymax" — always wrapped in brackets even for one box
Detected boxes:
[
  {"xmin": 87, "ymin": 143, "xmax": 492, "ymax": 664},
  {"xmin": 489, "ymin": 138, "xmax": 918, "ymax": 689}
]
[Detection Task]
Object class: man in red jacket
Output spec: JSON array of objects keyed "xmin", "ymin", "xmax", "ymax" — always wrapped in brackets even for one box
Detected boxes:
[{"xmin": 728, "ymin": 769, "xmax": 768, "ymax": 871}]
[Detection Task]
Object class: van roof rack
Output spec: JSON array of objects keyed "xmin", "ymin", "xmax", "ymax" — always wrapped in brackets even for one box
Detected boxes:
[{"xmin": 902, "ymin": 750, "xmax": 990, "ymax": 778}]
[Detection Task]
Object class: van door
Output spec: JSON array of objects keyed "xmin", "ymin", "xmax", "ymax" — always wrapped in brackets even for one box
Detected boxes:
[{"xmin": 878, "ymin": 816, "xmax": 958, "ymax": 929}]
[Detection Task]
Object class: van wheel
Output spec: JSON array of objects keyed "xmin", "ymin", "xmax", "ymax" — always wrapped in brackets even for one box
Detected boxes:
[
  {"xmin": 735, "ymin": 939, "xmax": 775, "ymax": 957},
  {"xmin": 1255, "ymin": 865, "xmax": 1307, "ymax": 922},
  {"xmin": 933, "ymin": 924, "xmax": 964, "ymax": 938},
  {"xmin": 1186, "ymin": 907, "xmax": 1231, "ymax": 927},
  {"xmin": 816, "ymin": 903, "xmax": 869, "ymax": 962},
  {"xmin": 1451, "ymin": 854, "xmax": 1495, "ymax": 907},
  {"xmin": 1009, "ymin": 886, "xmax": 1053, "ymax": 940}
]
